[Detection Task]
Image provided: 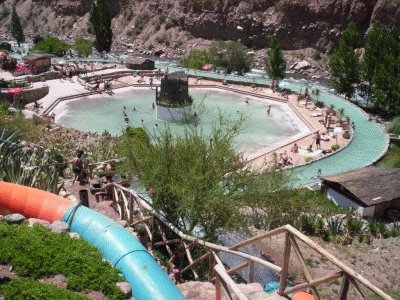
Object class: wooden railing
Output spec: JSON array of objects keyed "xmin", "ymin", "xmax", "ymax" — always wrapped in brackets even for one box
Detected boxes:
[{"xmin": 110, "ymin": 183, "xmax": 394, "ymax": 300}]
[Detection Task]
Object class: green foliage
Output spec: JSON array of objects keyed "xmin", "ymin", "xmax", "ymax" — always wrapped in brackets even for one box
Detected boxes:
[
  {"xmin": 346, "ymin": 217, "xmax": 365, "ymax": 236},
  {"xmin": 0, "ymin": 278, "xmax": 85, "ymax": 300},
  {"xmin": 0, "ymin": 222, "xmax": 124, "ymax": 298},
  {"xmin": 387, "ymin": 116, "xmax": 400, "ymax": 135},
  {"xmin": 362, "ymin": 27, "xmax": 400, "ymax": 116},
  {"xmin": 32, "ymin": 36, "xmax": 70, "ymax": 55},
  {"xmin": 329, "ymin": 24, "xmax": 360, "ymax": 99},
  {"xmin": 342, "ymin": 131, "xmax": 350, "ymax": 139},
  {"xmin": 326, "ymin": 216, "xmax": 343, "ymax": 236},
  {"xmin": 376, "ymin": 142, "xmax": 400, "ymax": 168},
  {"xmin": 0, "ymin": 128, "xmax": 63, "ymax": 193},
  {"xmin": 10, "ymin": 5, "xmax": 24, "ymax": 45},
  {"xmin": 181, "ymin": 49, "xmax": 212, "ymax": 70},
  {"xmin": 89, "ymin": 0, "xmax": 113, "ymax": 52},
  {"xmin": 295, "ymin": 214, "xmax": 319, "ymax": 235},
  {"xmin": 117, "ymin": 117, "xmax": 248, "ymax": 240},
  {"xmin": 265, "ymin": 36, "xmax": 286, "ymax": 86},
  {"xmin": 331, "ymin": 144, "xmax": 340, "ymax": 151},
  {"xmin": 208, "ymin": 40, "xmax": 251, "ymax": 75},
  {"xmin": 73, "ymin": 36, "xmax": 93, "ymax": 57}
]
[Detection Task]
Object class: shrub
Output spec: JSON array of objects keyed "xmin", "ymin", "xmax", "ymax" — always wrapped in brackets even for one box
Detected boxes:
[
  {"xmin": 346, "ymin": 217, "xmax": 365, "ymax": 236},
  {"xmin": 305, "ymin": 156, "xmax": 314, "ymax": 162},
  {"xmin": 295, "ymin": 214, "xmax": 319, "ymax": 235},
  {"xmin": 73, "ymin": 36, "xmax": 93, "ymax": 57},
  {"xmin": 313, "ymin": 50, "xmax": 322, "ymax": 61},
  {"xmin": 327, "ymin": 216, "xmax": 343, "ymax": 236},
  {"xmin": 331, "ymin": 144, "xmax": 340, "ymax": 151},
  {"xmin": 387, "ymin": 116, "xmax": 400, "ymax": 134},
  {"xmin": 181, "ymin": 49, "xmax": 212, "ymax": 70},
  {"xmin": 390, "ymin": 223, "xmax": 400, "ymax": 238},
  {"xmin": 342, "ymin": 131, "xmax": 351, "ymax": 139},
  {"xmin": 32, "ymin": 36, "xmax": 70, "ymax": 56}
]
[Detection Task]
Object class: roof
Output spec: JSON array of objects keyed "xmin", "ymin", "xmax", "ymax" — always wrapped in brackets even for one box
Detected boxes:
[
  {"xmin": 321, "ymin": 167, "xmax": 400, "ymax": 206},
  {"xmin": 166, "ymin": 71, "xmax": 187, "ymax": 81},
  {"xmin": 23, "ymin": 54, "xmax": 54, "ymax": 60},
  {"xmin": 125, "ymin": 57, "xmax": 154, "ymax": 65}
]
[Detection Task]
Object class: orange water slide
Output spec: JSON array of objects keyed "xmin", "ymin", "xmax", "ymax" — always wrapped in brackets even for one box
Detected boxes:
[{"xmin": 0, "ymin": 182, "xmax": 73, "ymax": 223}]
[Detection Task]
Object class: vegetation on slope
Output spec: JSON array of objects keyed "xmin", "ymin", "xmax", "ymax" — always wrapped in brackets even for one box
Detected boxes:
[{"xmin": 0, "ymin": 221, "xmax": 124, "ymax": 299}]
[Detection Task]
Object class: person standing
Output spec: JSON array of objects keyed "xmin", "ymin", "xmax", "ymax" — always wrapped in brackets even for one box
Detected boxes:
[
  {"xmin": 315, "ymin": 131, "xmax": 321, "ymax": 149},
  {"xmin": 267, "ymin": 105, "xmax": 271, "ymax": 116},
  {"xmin": 72, "ymin": 150, "xmax": 86, "ymax": 185}
]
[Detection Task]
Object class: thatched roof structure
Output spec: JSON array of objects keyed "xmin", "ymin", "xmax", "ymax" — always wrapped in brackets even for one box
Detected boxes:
[{"xmin": 321, "ymin": 167, "xmax": 400, "ymax": 206}]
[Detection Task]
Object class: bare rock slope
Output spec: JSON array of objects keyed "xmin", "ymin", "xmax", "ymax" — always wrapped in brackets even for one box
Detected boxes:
[{"xmin": 0, "ymin": 0, "xmax": 399, "ymax": 53}]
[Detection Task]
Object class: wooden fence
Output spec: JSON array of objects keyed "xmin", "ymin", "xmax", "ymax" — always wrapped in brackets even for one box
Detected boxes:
[{"xmin": 109, "ymin": 182, "xmax": 393, "ymax": 300}]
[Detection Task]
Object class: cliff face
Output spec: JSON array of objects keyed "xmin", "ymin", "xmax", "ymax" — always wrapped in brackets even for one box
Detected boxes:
[{"xmin": 1, "ymin": 0, "xmax": 399, "ymax": 53}]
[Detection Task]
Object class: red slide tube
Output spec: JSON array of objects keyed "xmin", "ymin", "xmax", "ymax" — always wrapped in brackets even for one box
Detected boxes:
[{"xmin": 0, "ymin": 182, "xmax": 73, "ymax": 223}]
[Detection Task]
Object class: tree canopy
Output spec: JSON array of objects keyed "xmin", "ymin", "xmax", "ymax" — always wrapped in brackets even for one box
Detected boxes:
[
  {"xmin": 32, "ymin": 36, "xmax": 70, "ymax": 56},
  {"xmin": 89, "ymin": 0, "xmax": 113, "ymax": 53},
  {"xmin": 362, "ymin": 26, "xmax": 400, "ymax": 116},
  {"xmin": 181, "ymin": 49, "xmax": 212, "ymax": 70},
  {"xmin": 265, "ymin": 36, "xmax": 286, "ymax": 86},
  {"xmin": 10, "ymin": 5, "xmax": 24, "ymax": 46},
  {"xmin": 329, "ymin": 24, "xmax": 360, "ymax": 100},
  {"xmin": 208, "ymin": 41, "xmax": 251, "ymax": 74},
  {"xmin": 73, "ymin": 36, "xmax": 93, "ymax": 57}
]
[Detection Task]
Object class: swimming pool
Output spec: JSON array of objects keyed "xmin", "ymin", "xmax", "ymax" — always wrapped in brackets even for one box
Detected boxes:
[{"xmin": 54, "ymin": 88, "xmax": 309, "ymax": 159}]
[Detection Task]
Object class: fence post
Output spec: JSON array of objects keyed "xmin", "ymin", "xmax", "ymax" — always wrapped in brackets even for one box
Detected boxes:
[
  {"xmin": 248, "ymin": 260, "xmax": 254, "ymax": 283},
  {"xmin": 215, "ymin": 275, "xmax": 221, "ymax": 300},
  {"xmin": 339, "ymin": 275, "xmax": 350, "ymax": 300},
  {"xmin": 279, "ymin": 232, "xmax": 291, "ymax": 295},
  {"xmin": 208, "ymin": 250, "xmax": 215, "ymax": 282}
]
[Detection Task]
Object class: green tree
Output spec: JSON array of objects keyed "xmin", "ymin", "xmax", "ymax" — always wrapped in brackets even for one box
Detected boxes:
[
  {"xmin": 265, "ymin": 36, "xmax": 286, "ymax": 88},
  {"xmin": 73, "ymin": 36, "xmax": 93, "ymax": 57},
  {"xmin": 329, "ymin": 24, "xmax": 360, "ymax": 100},
  {"xmin": 362, "ymin": 26, "xmax": 400, "ymax": 116},
  {"xmin": 89, "ymin": 0, "xmax": 113, "ymax": 53},
  {"xmin": 10, "ymin": 4, "xmax": 24, "ymax": 46},
  {"xmin": 32, "ymin": 36, "xmax": 70, "ymax": 56},
  {"xmin": 208, "ymin": 41, "xmax": 251, "ymax": 74},
  {"xmin": 181, "ymin": 49, "xmax": 212, "ymax": 70}
]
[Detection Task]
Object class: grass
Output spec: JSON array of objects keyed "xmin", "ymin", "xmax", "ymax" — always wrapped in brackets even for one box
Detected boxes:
[
  {"xmin": 0, "ymin": 221, "xmax": 124, "ymax": 299},
  {"xmin": 376, "ymin": 141, "xmax": 400, "ymax": 168}
]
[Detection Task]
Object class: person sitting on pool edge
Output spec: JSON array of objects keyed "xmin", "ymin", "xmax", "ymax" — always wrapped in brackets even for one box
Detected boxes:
[{"xmin": 291, "ymin": 143, "xmax": 299, "ymax": 153}]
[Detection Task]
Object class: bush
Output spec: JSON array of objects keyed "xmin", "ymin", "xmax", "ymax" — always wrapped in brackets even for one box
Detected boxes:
[
  {"xmin": 73, "ymin": 36, "xmax": 93, "ymax": 57},
  {"xmin": 346, "ymin": 217, "xmax": 365, "ymax": 236},
  {"xmin": 209, "ymin": 40, "xmax": 251, "ymax": 74},
  {"xmin": 313, "ymin": 50, "xmax": 322, "ymax": 61},
  {"xmin": 342, "ymin": 131, "xmax": 351, "ymax": 139},
  {"xmin": 305, "ymin": 156, "xmax": 314, "ymax": 162},
  {"xmin": 181, "ymin": 49, "xmax": 212, "ymax": 70},
  {"xmin": 387, "ymin": 116, "xmax": 400, "ymax": 135},
  {"xmin": 331, "ymin": 144, "xmax": 340, "ymax": 151},
  {"xmin": 32, "ymin": 36, "xmax": 70, "ymax": 56},
  {"xmin": 295, "ymin": 214, "xmax": 319, "ymax": 235}
]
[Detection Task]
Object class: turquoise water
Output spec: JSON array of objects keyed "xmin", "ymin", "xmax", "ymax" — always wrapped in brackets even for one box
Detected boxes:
[
  {"xmin": 279, "ymin": 81, "xmax": 388, "ymax": 185},
  {"xmin": 55, "ymin": 88, "xmax": 307, "ymax": 157}
]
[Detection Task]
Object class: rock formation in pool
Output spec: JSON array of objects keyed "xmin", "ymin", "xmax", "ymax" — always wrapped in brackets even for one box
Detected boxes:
[{"xmin": 156, "ymin": 71, "xmax": 194, "ymax": 122}]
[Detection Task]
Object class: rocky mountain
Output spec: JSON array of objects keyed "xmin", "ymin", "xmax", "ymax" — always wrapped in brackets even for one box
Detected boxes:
[{"xmin": 0, "ymin": 0, "xmax": 399, "ymax": 54}]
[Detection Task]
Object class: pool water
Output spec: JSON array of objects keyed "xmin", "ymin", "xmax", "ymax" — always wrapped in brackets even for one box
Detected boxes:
[{"xmin": 54, "ymin": 88, "xmax": 308, "ymax": 158}]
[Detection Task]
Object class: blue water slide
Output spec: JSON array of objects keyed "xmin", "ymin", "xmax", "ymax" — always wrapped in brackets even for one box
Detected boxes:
[{"xmin": 62, "ymin": 204, "xmax": 185, "ymax": 300}]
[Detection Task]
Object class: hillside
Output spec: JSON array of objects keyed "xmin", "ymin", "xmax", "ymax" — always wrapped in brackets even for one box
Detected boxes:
[{"xmin": 0, "ymin": 0, "xmax": 400, "ymax": 56}]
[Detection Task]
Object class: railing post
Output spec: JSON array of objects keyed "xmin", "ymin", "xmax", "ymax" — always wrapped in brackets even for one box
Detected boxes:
[
  {"xmin": 208, "ymin": 250, "xmax": 215, "ymax": 282},
  {"xmin": 279, "ymin": 232, "xmax": 291, "ymax": 295},
  {"xmin": 215, "ymin": 274, "xmax": 221, "ymax": 300},
  {"xmin": 339, "ymin": 274, "xmax": 350, "ymax": 300},
  {"xmin": 248, "ymin": 260, "xmax": 254, "ymax": 283}
]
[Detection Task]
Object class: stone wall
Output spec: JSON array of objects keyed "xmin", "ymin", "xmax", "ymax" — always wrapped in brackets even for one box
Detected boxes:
[
  {"xmin": 28, "ymin": 71, "xmax": 59, "ymax": 83},
  {"xmin": 0, "ymin": 86, "xmax": 49, "ymax": 105}
]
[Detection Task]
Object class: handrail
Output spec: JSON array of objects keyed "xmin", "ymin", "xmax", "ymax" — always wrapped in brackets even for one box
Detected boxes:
[{"xmin": 110, "ymin": 182, "xmax": 394, "ymax": 300}]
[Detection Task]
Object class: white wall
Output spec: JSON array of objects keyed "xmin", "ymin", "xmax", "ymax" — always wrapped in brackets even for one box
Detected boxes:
[{"xmin": 326, "ymin": 187, "xmax": 375, "ymax": 217}]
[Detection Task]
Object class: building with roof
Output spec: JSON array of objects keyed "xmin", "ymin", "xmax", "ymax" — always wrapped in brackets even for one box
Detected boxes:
[
  {"xmin": 23, "ymin": 54, "xmax": 53, "ymax": 74},
  {"xmin": 125, "ymin": 57, "xmax": 155, "ymax": 70},
  {"xmin": 321, "ymin": 167, "xmax": 400, "ymax": 219}
]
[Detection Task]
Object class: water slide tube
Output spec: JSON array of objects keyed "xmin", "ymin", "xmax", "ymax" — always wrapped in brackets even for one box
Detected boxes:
[{"xmin": 0, "ymin": 182, "xmax": 185, "ymax": 300}]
